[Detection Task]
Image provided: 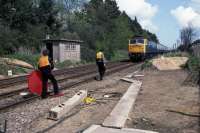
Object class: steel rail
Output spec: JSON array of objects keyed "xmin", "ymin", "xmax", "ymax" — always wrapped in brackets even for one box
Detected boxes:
[
  {"xmin": 0, "ymin": 62, "xmax": 121, "ymax": 89},
  {"xmin": 0, "ymin": 62, "xmax": 127, "ymax": 99},
  {"xmin": 0, "ymin": 62, "xmax": 134, "ymax": 112}
]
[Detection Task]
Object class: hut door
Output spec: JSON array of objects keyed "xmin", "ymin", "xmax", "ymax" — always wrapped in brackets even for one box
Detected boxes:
[{"xmin": 46, "ymin": 43, "xmax": 53, "ymax": 60}]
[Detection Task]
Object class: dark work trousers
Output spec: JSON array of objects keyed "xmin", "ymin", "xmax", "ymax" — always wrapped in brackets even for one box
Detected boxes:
[
  {"xmin": 39, "ymin": 66, "xmax": 59, "ymax": 98},
  {"xmin": 96, "ymin": 61, "xmax": 106, "ymax": 80}
]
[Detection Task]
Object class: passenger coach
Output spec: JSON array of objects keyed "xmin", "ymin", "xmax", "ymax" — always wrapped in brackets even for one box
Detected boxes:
[{"xmin": 128, "ymin": 36, "xmax": 168, "ymax": 61}]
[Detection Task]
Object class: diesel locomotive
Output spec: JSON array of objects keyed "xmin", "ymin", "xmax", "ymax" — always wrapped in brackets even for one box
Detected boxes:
[{"xmin": 128, "ymin": 36, "xmax": 168, "ymax": 61}]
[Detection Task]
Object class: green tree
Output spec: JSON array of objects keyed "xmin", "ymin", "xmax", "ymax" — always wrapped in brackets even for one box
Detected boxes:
[
  {"xmin": 38, "ymin": 0, "xmax": 61, "ymax": 35},
  {"xmin": 0, "ymin": 25, "xmax": 19, "ymax": 55},
  {"xmin": 0, "ymin": 0, "xmax": 35, "ymax": 29}
]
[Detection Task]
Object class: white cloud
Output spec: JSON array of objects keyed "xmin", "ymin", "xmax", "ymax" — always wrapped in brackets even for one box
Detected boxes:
[
  {"xmin": 191, "ymin": 0, "xmax": 200, "ymax": 3},
  {"xmin": 171, "ymin": 6, "xmax": 200, "ymax": 28},
  {"xmin": 140, "ymin": 20, "xmax": 158, "ymax": 32},
  {"xmin": 190, "ymin": 0, "xmax": 200, "ymax": 11},
  {"xmin": 116, "ymin": 0, "xmax": 158, "ymax": 32}
]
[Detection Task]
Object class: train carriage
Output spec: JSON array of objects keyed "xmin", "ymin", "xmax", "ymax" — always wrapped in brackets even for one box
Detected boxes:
[{"xmin": 128, "ymin": 36, "xmax": 168, "ymax": 61}]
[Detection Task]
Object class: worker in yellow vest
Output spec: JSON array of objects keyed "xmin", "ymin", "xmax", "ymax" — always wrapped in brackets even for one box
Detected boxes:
[
  {"xmin": 96, "ymin": 51, "xmax": 106, "ymax": 80},
  {"xmin": 38, "ymin": 49, "xmax": 63, "ymax": 98}
]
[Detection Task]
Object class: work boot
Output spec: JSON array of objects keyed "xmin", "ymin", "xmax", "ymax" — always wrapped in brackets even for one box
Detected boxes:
[
  {"xmin": 53, "ymin": 92, "xmax": 64, "ymax": 97},
  {"xmin": 41, "ymin": 95, "xmax": 48, "ymax": 99},
  {"xmin": 100, "ymin": 77, "xmax": 103, "ymax": 80}
]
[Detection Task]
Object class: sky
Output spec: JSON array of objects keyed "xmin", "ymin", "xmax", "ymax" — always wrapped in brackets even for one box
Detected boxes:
[{"xmin": 116, "ymin": 0, "xmax": 200, "ymax": 48}]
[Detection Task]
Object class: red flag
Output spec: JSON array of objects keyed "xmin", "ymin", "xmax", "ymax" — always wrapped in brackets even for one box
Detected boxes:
[{"xmin": 28, "ymin": 70, "xmax": 46, "ymax": 96}]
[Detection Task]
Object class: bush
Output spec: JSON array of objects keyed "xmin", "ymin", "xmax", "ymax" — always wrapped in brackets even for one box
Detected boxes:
[
  {"xmin": 0, "ymin": 63, "xmax": 11, "ymax": 75},
  {"xmin": 81, "ymin": 47, "xmax": 96, "ymax": 62},
  {"xmin": 111, "ymin": 50, "xmax": 128, "ymax": 61},
  {"xmin": 0, "ymin": 63, "xmax": 28, "ymax": 75},
  {"xmin": 185, "ymin": 55, "xmax": 200, "ymax": 72},
  {"xmin": 141, "ymin": 60, "xmax": 153, "ymax": 70},
  {"xmin": 0, "ymin": 26, "xmax": 20, "ymax": 55}
]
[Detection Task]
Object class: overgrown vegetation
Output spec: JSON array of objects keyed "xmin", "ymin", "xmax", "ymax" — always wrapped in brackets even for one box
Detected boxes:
[
  {"xmin": 0, "ymin": 0, "xmax": 158, "ymax": 62},
  {"xmin": 5, "ymin": 52, "xmax": 40, "ymax": 68},
  {"xmin": 0, "ymin": 51, "xmax": 39, "ymax": 75},
  {"xmin": 110, "ymin": 50, "xmax": 128, "ymax": 61},
  {"xmin": 0, "ymin": 63, "xmax": 30, "ymax": 75},
  {"xmin": 184, "ymin": 55, "xmax": 200, "ymax": 72},
  {"xmin": 141, "ymin": 60, "xmax": 153, "ymax": 70},
  {"xmin": 55, "ymin": 60, "xmax": 91, "ymax": 69},
  {"xmin": 163, "ymin": 51, "xmax": 188, "ymax": 57}
]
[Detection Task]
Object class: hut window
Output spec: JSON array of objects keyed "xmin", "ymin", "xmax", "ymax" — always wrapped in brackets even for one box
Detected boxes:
[
  {"xmin": 65, "ymin": 45, "xmax": 70, "ymax": 50},
  {"xmin": 65, "ymin": 44, "xmax": 76, "ymax": 51},
  {"xmin": 71, "ymin": 45, "xmax": 76, "ymax": 50}
]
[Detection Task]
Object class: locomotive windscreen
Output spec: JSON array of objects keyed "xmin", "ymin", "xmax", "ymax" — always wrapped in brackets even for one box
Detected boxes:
[
  {"xmin": 137, "ymin": 39, "xmax": 144, "ymax": 44},
  {"xmin": 130, "ymin": 39, "xmax": 136, "ymax": 44},
  {"xmin": 130, "ymin": 39, "xmax": 144, "ymax": 44}
]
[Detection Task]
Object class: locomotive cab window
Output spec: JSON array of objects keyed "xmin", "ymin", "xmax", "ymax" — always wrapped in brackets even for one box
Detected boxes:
[
  {"xmin": 130, "ymin": 39, "xmax": 144, "ymax": 45},
  {"xmin": 137, "ymin": 39, "xmax": 144, "ymax": 44},
  {"xmin": 130, "ymin": 39, "xmax": 136, "ymax": 44}
]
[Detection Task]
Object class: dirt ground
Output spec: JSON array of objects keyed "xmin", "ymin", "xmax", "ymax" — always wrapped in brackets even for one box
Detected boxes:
[
  {"xmin": 126, "ymin": 70, "xmax": 200, "ymax": 133},
  {"xmin": 20, "ymin": 66, "xmax": 200, "ymax": 133},
  {"xmin": 29, "ymin": 81, "xmax": 130, "ymax": 133},
  {"xmin": 25, "ymin": 65, "xmax": 141, "ymax": 133}
]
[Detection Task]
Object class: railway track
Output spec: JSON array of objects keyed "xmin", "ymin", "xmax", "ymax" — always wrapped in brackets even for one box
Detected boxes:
[
  {"xmin": 0, "ymin": 62, "xmax": 124, "ymax": 99},
  {"xmin": 0, "ymin": 61, "xmax": 122, "ymax": 89},
  {"xmin": 0, "ymin": 63, "xmax": 96, "ymax": 89},
  {"xmin": 0, "ymin": 61, "xmax": 135, "ymax": 112}
]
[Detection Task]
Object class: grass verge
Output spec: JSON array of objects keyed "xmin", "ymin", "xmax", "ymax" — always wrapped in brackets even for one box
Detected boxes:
[
  {"xmin": 55, "ymin": 60, "xmax": 93, "ymax": 69},
  {"xmin": 111, "ymin": 50, "xmax": 128, "ymax": 61}
]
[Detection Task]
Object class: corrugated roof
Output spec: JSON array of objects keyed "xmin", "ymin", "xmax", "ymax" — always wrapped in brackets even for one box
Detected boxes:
[{"xmin": 43, "ymin": 39, "xmax": 83, "ymax": 44}]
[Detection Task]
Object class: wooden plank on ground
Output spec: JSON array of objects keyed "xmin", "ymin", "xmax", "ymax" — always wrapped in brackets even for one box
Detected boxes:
[
  {"xmin": 83, "ymin": 125, "xmax": 158, "ymax": 133},
  {"xmin": 120, "ymin": 78, "xmax": 135, "ymax": 83},
  {"xmin": 103, "ymin": 80, "xmax": 142, "ymax": 128}
]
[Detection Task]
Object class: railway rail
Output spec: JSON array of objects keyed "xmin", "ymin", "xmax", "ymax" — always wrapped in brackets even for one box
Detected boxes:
[
  {"xmin": 0, "ymin": 61, "xmax": 123, "ymax": 89},
  {"xmin": 0, "ymin": 63, "xmax": 95, "ymax": 89},
  {"xmin": 0, "ymin": 62, "xmax": 124, "ymax": 99},
  {"xmin": 0, "ymin": 61, "xmax": 135, "ymax": 112}
]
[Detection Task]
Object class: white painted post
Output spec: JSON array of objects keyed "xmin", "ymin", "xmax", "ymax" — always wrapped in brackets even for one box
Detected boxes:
[{"xmin": 8, "ymin": 70, "xmax": 12, "ymax": 76}]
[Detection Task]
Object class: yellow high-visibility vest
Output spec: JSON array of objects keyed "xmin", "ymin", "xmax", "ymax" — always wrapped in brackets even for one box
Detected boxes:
[
  {"xmin": 96, "ymin": 52, "xmax": 104, "ymax": 59},
  {"xmin": 38, "ymin": 56, "xmax": 50, "ymax": 67}
]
